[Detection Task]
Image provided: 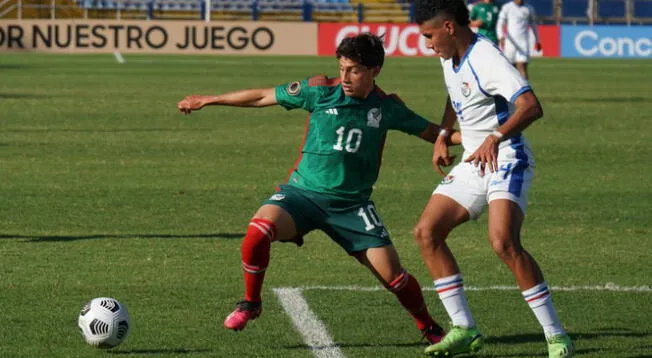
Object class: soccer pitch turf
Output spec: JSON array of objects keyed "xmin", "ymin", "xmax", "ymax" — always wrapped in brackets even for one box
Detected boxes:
[{"xmin": 0, "ymin": 54, "xmax": 650, "ymax": 357}]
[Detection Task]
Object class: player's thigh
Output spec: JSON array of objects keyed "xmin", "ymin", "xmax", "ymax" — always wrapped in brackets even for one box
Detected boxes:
[
  {"xmin": 503, "ymin": 40, "xmax": 518, "ymax": 64},
  {"xmin": 487, "ymin": 161, "xmax": 533, "ymax": 215},
  {"xmin": 357, "ymin": 244, "xmax": 404, "ymax": 285},
  {"xmin": 512, "ymin": 41, "xmax": 530, "ymax": 63},
  {"xmin": 321, "ymin": 200, "xmax": 392, "ymax": 255},
  {"xmin": 429, "ymin": 163, "xmax": 488, "ymax": 222},
  {"xmin": 486, "ymin": 161, "xmax": 532, "ymax": 248},
  {"xmin": 257, "ymin": 187, "xmax": 322, "ymax": 241},
  {"xmin": 487, "ymin": 199, "xmax": 525, "ymax": 251}
]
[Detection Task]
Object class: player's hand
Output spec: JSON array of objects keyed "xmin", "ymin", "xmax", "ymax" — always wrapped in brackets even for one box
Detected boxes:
[
  {"xmin": 177, "ymin": 95, "xmax": 206, "ymax": 115},
  {"xmin": 464, "ymin": 134, "xmax": 500, "ymax": 176},
  {"xmin": 433, "ymin": 134, "xmax": 456, "ymax": 177},
  {"xmin": 499, "ymin": 39, "xmax": 505, "ymax": 50},
  {"xmin": 535, "ymin": 42, "xmax": 542, "ymax": 52}
]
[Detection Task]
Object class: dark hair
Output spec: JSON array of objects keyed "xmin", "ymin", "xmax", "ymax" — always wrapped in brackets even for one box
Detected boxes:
[
  {"xmin": 414, "ymin": 0, "xmax": 470, "ymax": 26},
  {"xmin": 336, "ymin": 33, "xmax": 385, "ymax": 69}
]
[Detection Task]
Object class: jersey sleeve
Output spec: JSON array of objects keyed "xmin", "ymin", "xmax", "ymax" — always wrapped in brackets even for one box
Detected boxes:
[
  {"xmin": 471, "ymin": 48, "xmax": 531, "ymax": 104},
  {"xmin": 387, "ymin": 95, "xmax": 430, "ymax": 136},
  {"xmin": 274, "ymin": 77, "xmax": 322, "ymax": 112}
]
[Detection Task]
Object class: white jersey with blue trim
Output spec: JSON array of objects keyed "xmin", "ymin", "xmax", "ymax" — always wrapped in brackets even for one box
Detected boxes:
[
  {"xmin": 441, "ymin": 35, "xmax": 535, "ymax": 166},
  {"xmin": 497, "ymin": 2, "xmax": 539, "ymax": 43}
]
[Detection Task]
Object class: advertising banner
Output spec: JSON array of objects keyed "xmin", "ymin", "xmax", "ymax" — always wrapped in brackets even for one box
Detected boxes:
[
  {"xmin": 0, "ymin": 20, "xmax": 317, "ymax": 55},
  {"xmin": 561, "ymin": 25, "xmax": 652, "ymax": 58},
  {"xmin": 319, "ymin": 23, "xmax": 560, "ymax": 57}
]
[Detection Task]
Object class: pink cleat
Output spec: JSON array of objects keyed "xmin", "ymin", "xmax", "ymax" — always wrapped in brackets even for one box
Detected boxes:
[
  {"xmin": 422, "ymin": 323, "xmax": 446, "ymax": 344},
  {"xmin": 223, "ymin": 301, "xmax": 262, "ymax": 331}
]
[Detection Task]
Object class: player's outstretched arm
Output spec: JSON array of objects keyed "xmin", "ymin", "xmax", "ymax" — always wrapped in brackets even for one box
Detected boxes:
[
  {"xmin": 177, "ymin": 88, "xmax": 277, "ymax": 115},
  {"xmin": 528, "ymin": 8, "xmax": 542, "ymax": 50}
]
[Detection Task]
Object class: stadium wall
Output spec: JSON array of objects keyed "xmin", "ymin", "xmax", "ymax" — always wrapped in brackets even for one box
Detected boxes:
[
  {"xmin": 2, "ymin": 20, "xmax": 650, "ymax": 59},
  {"xmin": 0, "ymin": 20, "xmax": 317, "ymax": 54}
]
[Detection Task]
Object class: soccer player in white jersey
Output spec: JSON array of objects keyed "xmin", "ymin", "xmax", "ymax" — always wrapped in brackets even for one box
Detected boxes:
[
  {"xmin": 496, "ymin": 0, "xmax": 541, "ymax": 79},
  {"xmin": 412, "ymin": 0, "xmax": 574, "ymax": 357}
]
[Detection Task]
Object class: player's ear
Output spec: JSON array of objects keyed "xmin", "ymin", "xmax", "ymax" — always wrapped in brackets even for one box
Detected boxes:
[
  {"xmin": 444, "ymin": 20, "xmax": 455, "ymax": 36},
  {"xmin": 371, "ymin": 66, "xmax": 381, "ymax": 78}
]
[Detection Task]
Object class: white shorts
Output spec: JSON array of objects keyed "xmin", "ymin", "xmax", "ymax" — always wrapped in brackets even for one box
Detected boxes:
[
  {"xmin": 503, "ymin": 38, "xmax": 530, "ymax": 64},
  {"xmin": 433, "ymin": 161, "xmax": 533, "ymax": 220}
]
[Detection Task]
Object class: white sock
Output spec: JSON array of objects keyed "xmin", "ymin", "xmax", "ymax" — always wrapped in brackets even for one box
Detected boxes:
[
  {"xmin": 435, "ymin": 274, "xmax": 475, "ymax": 328},
  {"xmin": 522, "ymin": 282, "xmax": 566, "ymax": 338}
]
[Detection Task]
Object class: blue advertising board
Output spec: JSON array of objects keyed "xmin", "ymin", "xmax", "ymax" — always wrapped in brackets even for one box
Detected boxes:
[{"xmin": 561, "ymin": 25, "xmax": 652, "ymax": 58}]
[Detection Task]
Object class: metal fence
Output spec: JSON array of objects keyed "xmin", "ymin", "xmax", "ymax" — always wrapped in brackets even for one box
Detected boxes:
[{"xmin": 2, "ymin": 0, "xmax": 652, "ymax": 25}]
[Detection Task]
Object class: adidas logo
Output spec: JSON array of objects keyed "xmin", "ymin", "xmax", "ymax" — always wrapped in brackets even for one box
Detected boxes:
[{"xmin": 325, "ymin": 108, "xmax": 339, "ymax": 115}]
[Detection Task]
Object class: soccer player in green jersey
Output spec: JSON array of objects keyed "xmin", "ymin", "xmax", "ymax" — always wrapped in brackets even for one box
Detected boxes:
[
  {"xmin": 177, "ymin": 33, "xmax": 461, "ymax": 344},
  {"xmin": 470, "ymin": 0, "xmax": 500, "ymax": 44}
]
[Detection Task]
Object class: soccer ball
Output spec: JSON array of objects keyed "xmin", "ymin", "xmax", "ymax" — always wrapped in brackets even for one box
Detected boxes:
[{"xmin": 78, "ymin": 297, "xmax": 130, "ymax": 349}]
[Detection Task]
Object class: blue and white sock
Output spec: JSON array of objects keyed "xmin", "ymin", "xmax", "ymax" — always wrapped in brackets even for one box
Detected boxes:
[
  {"xmin": 522, "ymin": 282, "xmax": 566, "ymax": 338},
  {"xmin": 434, "ymin": 274, "xmax": 475, "ymax": 328}
]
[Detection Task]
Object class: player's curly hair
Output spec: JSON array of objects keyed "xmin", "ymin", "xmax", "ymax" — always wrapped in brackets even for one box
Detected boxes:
[
  {"xmin": 336, "ymin": 33, "xmax": 385, "ymax": 69},
  {"xmin": 414, "ymin": 0, "xmax": 470, "ymax": 26}
]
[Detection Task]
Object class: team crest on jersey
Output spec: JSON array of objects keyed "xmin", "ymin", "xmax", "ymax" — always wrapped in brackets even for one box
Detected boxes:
[
  {"xmin": 270, "ymin": 194, "xmax": 286, "ymax": 201},
  {"xmin": 367, "ymin": 108, "xmax": 382, "ymax": 128},
  {"xmin": 286, "ymin": 81, "xmax": 301, "ymax": 96},
  {"xmin": 440, "ymin": 175, "xmax": 455, "ymax": 184},
  {"xmin": 461, "ymin": 82, "xmax": 471, "ymax": 97}
]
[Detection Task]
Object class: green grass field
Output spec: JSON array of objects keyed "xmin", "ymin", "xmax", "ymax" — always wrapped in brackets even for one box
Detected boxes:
[{"xmin": 0, "ymin": 54, "xmax": 650, "ymax": 358}]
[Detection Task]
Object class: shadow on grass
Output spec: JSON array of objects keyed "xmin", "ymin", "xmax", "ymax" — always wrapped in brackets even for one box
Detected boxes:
[
  {"xmin": 284, "ymin": 342, "xmax": 533, "ymax": 357},
  {"xmin": 284, "ymin": 342, "xmax": 422, "ymax": 349},
  {"xmin": 0, "ymin": 64, "xmax": 31, "ymax": 70},
  {"xmin": 284, "ymin": 329, "xmax": 650, "ymax": 356},
  {"xmin": 486, "ymin": 328, "xmax": 649, "ymax": 346},
  {"xmin": 0, "ymin": 233, "xmax": 244, "ymax": 242},
  {"xmin": 107, "ymin": 348, "xmax": 213, "ymax": 355},
  {"xmin": 0, "ymin": 93, "xmax": 46, "ymax": 99}
]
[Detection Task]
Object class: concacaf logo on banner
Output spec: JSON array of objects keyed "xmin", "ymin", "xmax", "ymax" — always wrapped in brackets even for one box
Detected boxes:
[
  {"xmin": 562, "ymin": 25, "xmax": 652, "ymax": 58},
  {"xmin": 318, "ymin": 23, "xmax": 560, "ymax": 57}
]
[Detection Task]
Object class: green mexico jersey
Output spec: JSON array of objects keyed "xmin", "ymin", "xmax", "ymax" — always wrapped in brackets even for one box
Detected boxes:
[
  {"xmin": 274, "ymin": 75, "xmax": 429, "ymax": 201},
  {"xmin": 471, "ymin": 3, "xmax": 500, "ymax": 43}
]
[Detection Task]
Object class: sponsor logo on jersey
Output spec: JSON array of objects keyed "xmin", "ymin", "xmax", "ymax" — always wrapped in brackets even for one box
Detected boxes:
[
  {"xmin": 270, "ymin": 194, "xmax": 286, "ymax": 201},
  {"xmin": 461, "ymin": 82, "xmax": 471, "ymax": 97},
  {"xmin": 440, "ymin": 175, "xmax": 455, "ymax": 184},
  {"xmin": 286, "ymin": 81, "xmax": 301, "ymax": 96},
  {"xmin": 367, "ymin": 108, "xmax": 382, "ymax": 128},
  {"xmin": 325, "ymin": 108, "xmax": 339, "ymax": 115}
]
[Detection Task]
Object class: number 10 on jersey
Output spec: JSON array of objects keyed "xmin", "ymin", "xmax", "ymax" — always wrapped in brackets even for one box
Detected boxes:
[
  {"xmin": 358, "ymin": 204, "xmax": 383, "ymax": 231},
  {"xmin": 333, "ymin": 126, "xmax": 363, "ymax": 153}
]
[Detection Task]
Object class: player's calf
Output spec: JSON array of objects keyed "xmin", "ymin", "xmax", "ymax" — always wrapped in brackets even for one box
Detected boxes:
[{"xmin": 386, "ymin": 270, "xmax": 444, "ymax": 343}]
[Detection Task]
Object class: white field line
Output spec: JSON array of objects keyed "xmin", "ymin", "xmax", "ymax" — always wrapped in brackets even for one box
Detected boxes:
[
  {"xmin": 273, "ymin": 288, "xmax": 345, "ymax": 358},
  {"xmin": 286, "ymin": 283, "xmax": 652, "ymax": 293},
  {"xmin": 113, "ymin": 51, "xmax": 126, "ymax": 64}
]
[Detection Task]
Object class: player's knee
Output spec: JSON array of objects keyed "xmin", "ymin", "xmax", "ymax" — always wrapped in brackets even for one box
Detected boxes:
[
  {"xmin": 488, "ymin": 231, "xmax": 522, "ymax": 260},
  {"xmin": 246, "ymin": 217, "xmax": 277, "ymax": 244},
  {"xmin": 412, "ymin": 224, "xmax": 447, "ymax": 250}
]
